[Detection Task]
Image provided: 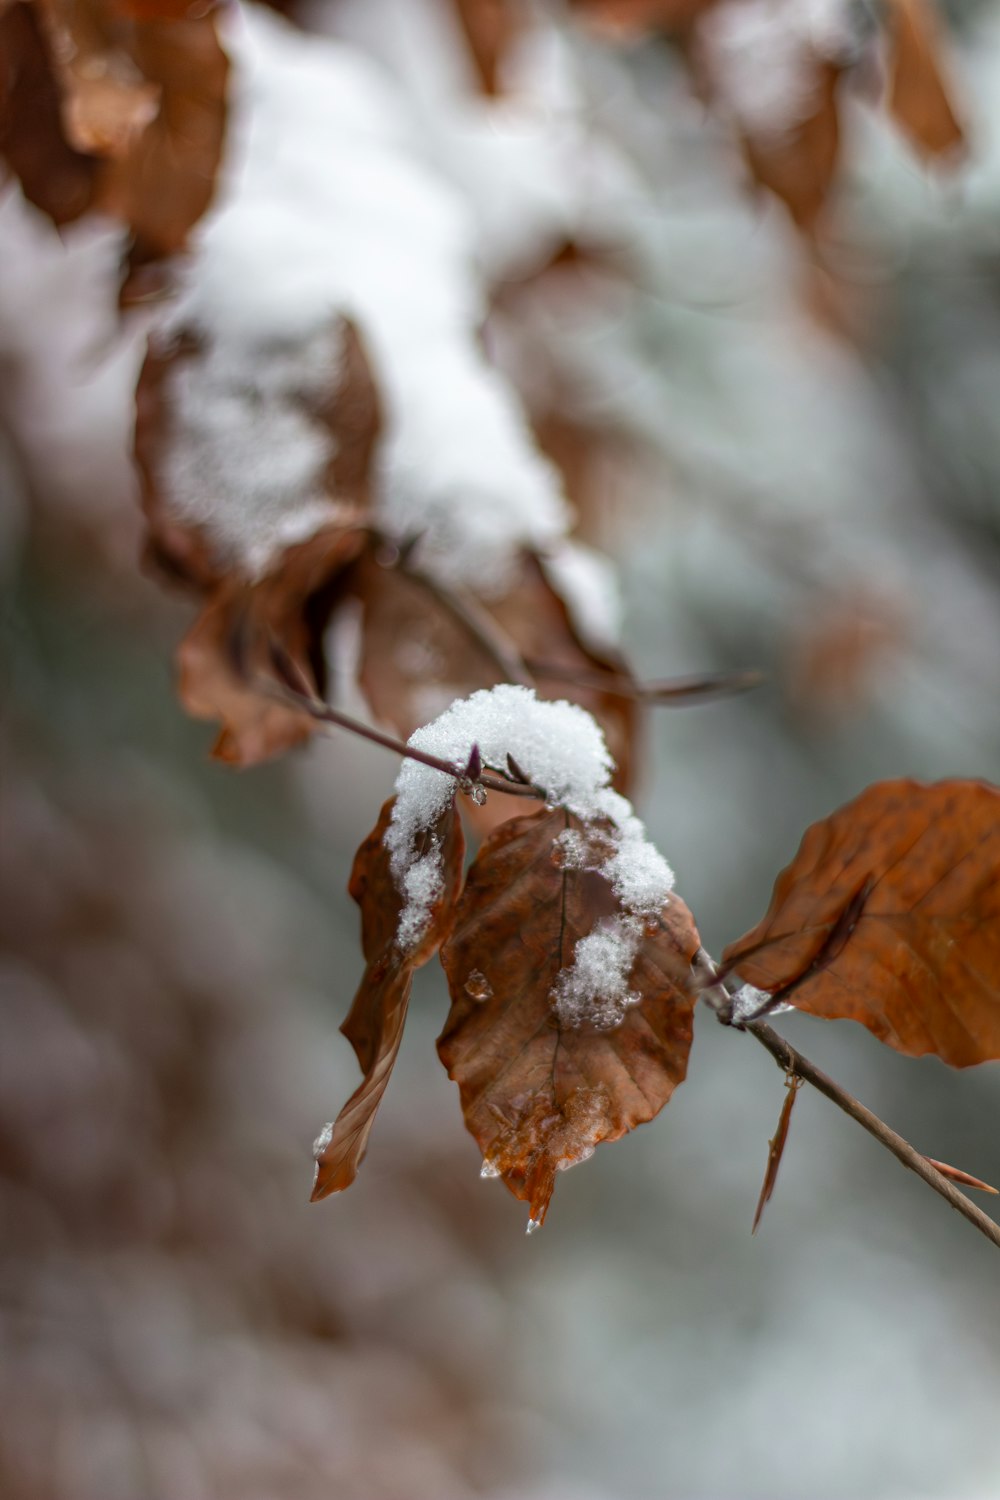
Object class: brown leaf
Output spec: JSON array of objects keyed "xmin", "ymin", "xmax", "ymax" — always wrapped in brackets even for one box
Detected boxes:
[
  {"xmin": 135, "ymin": 318, "xmax": 381, "ymax": 765},
  {"xmin": 722, "ymin": 779, "xmax": 1000, "ymax": 1068},
  {"xmin": 175, "ymin": 523, "xmax": 365, "ymax": 767},
  {"xmin": 438, "ymin": 806, "xmax": 699, "ymax": 1226},
  {"xmin": 740, "ymin": 59, "xmax": 843, "ymax": 235},
  {"xmin": 354, "ymin": 550, "xmax": 637, "ymax": 796},
  {"xmin": 884, "ymin": 0, "xmax": 964, "ymax": 162},
  {"xmin": 451, "ymin": 0, "xmax": 520, "ymax": 95},
  {"xmin": 94, "ymin": 10, "xmax": 229, "ymax": 271},
  {"xmin": 0, "ymin": 2, "xmax": 97, "ymax": 224},
  {"xmin": 313, "ymin": 797, "xmax": 466, "ymax": 1198},
  {"xmin": 0, "ymin": 0, "xmax": 228, "ymax": 268}
]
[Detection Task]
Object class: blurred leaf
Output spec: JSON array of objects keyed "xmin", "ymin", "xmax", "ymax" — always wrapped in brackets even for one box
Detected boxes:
[
  {"xmin": 313, "ymin": 797, "xmax": 465, "ymax": 1198},
  {"xmin": 136, "ymin": 318, "xmax": 380, "ymax": 765},
  {"xmin": 439, "ymin": 805, "xmax": 699, "ymax": 1226},
  {"xmin": 722, "ymin": 779, "xmax": 1000, "ymax": 1067},
  {"xmin": 885, "ymin": 0, "xmax": 965, "ymax": 161},
  {"xmin": 0, "ymin": 0, "xmax": 229, "ymax": 273}
]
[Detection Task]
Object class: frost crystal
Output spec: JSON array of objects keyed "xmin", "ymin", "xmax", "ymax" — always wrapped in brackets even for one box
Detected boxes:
[{"xmin": 385, "ymin": 686, "xmax": 675, "ymax": 1025}]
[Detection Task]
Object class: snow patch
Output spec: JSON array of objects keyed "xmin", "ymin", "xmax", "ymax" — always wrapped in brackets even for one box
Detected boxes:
[
  {"xmin": 699, "ymin": 0, "xmax": 857, "ymax": 143},
  {"xmin": 161, "ymin": 4, "xmax": 571, "ymax": 592}
]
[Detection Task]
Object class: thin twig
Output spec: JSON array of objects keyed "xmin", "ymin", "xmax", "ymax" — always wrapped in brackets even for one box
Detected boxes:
[
  {"xmin": 525, "ymin": 661, "xmax": 765, "ymax": 704},
  {"xmin": 746, "ymin": 1019, "xmax": 1000, "ymax": 1253},
  {"xmin": 263, "ymin": 643, "xmax": 546, "ymax": 800}
]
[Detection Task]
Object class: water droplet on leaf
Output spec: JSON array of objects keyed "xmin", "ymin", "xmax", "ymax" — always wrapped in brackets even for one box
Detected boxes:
[{"xmin": 465, "ymin": 969, "xmax": 492, "ymax": 1001}]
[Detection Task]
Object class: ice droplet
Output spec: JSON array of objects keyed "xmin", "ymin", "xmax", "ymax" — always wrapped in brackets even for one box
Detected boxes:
[
  {"xmin": 466, "ymin": 783, "xmax": 487, "ymax": 806},
  {"xmin": 312, "ymin": 1122, "xmax": 334, "ymax": 1156},
  {"xmin": 526, "ymin": 1216, "xmax": 543, "ymax": 1236},
  {"xmin": 464, "ymin": 969, "xmax": 493, "ymax": 1001},
  {"xmin": 480, "ymin": 1158, "xmax": 501, "ymax": 1179}
]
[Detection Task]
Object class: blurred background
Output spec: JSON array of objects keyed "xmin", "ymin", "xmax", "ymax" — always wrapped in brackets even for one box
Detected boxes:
[{"xmin": 3, "ymin": 1, "xmax": 1000, "ymax": 1496}]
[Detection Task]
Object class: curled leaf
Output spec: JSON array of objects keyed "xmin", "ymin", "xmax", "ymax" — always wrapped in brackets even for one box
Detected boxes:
[
  {"xmin": 439, "ymin": 806, "xmax": 699, "ymax": 1226},
  {"xmin": 722, "ymin": 779, "xmax": 1000, "ymax": 1068},
  {"xmin": 313, "ymin": 796, "xmax": 466, "ymax": 1198},
  {"xmin": 135, "ymin": 317, "xmax": 380, "ymax": 765}
]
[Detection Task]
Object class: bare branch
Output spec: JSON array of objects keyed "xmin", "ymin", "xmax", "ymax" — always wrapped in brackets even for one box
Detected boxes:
[
  {"xmin": 262, "ymin": 639, "xmax": 547, "ymax": 800},
  {"xmin": 746, "ymin": 1018, "xmax": 1000, "ymax": 1253}
]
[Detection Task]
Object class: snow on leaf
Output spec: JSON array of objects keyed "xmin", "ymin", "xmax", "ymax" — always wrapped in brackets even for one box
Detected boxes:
[
  {"xmin": 135, "ymin": 315, "xmax": 378, "ymax": 765},
  {"xmin": 721, "ymin": 779, "xmax": 1000, "ymax": 1068},
  {"xmin": 385, "ymin": 684, "xmax": 668, "ymax": 949},
  {"xmin": 355, "ymin": 549, "xmax": 637, "ymax": 792},
  {"xmin": 312, "ymin": 796, "xmax": 465, "ymax": 1199},
  {"xmin": 438, "ymin": 805, "xmax": 699, "ymax": 1226},
  {"xmin": 160, "ymin": 4, "xmax": 571, "ymax": 599}
]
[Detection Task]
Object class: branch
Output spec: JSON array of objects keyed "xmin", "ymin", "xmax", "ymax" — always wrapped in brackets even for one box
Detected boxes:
[
  {"xmin": 525, "ymin": 661, "xmax": 765, "ymax": 704},
  {"xmin": 262, "ymin": 640, "xmax": 547, "ymax": 800},
  {"xmin": 691, "ymin": 951, "xmax": 1000, "ymax": 1253},
  {"xmin": 745, "ymin": 1019, "xmax": 1000, "ymax": 1253}
]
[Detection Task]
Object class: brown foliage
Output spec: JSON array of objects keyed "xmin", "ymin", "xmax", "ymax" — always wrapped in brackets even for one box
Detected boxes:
[
  {"xmin": 312, "ymin": 797, "xmax": 466, "ymax": 1198},
  {"xmin": 569, "ymin": 0, "xmax": 965, "ymax": 241},
  {"xmin": 0, "ymin": 0, "xmax": 228, "ymax": 281},
  {"xmin": 438, "ymin": 806, "xmax": 699, "ymax": 1225},
  {"xmin": 0, "ymin": 3, "xmax": 98, "ymax": 223},
  {"xmin": 722, "ymin": 779, "xmax": 1000, "ymax": 1068},
  {"xmin": 355, "ymin": 549, "xmax": 637, "ymax": 793},
  {"xmin": 135, "ymin": 318, "xmax": 380, "ymax": 765},
  {"xmin": 885, "ymin": 0, "xmax": 965, "ymax": 161},
  {"xmin": 175, "ymin": 524, "xmax": 366, "ymax": 767}
]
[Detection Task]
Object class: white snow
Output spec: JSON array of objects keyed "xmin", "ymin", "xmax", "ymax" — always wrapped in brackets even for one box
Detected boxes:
[
  {"xmin": 384, "ymin": 685, "xmax": 674, "ymax": 1026},
  {"xmin": 699, "ymin": 0, "xmax": 857, "ymax": 143},
  {"xmin": 728, "ymin": 983, "xmax": 794, "ymax": 1023},
  {"xmin": 159, "ymin": 3, "xmax": 571, "ymax": 593}
]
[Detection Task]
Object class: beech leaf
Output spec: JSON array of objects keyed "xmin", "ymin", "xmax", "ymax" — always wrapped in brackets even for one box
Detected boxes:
[
  {"xmin": 438, "ymin": 806, "xmax": 699, "ymax": 1227},
  {"xmin": 885, "ymin": 0, "xmax": 964, "ymax": 162},
  {"xmin": 312, "ymin": 796, "xmax": 465, "ymax": 1199},
  {"xmin": 722, "ymin": 779, "xmax": 1000, "ymax": 1068}
]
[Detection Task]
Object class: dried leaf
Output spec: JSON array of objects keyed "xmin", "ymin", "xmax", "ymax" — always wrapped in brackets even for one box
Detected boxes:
[
  {"xmin": 355, "ymin": 550, "xmax": 637, "ymax": 796},
  {"xmin": 722, "ymin": 779, "xmax": 1000, "ymax": 1068},
  {"xmin": 884, "ymin": 0, "xmax": 964, "ymax": 162},
  {"xmin": 136, "ymin": 318, "xmax": 380, "ymax": 764},
  {"xmin": 438, "ymin": 806, "xmax": 699, "ymax": 1226},
  {"xmin": 451, "ymin": 0, "xmax": 519, "ymax": 95},
  {"xmin": 175, "ymin": 524, "xmax": 365, "ymax": 767},
  {"xmin": 741, "ymin": 59, "xmax": 843, "ymax": 234},
  {"xmin": 0, "ymin": 0, "xmax": 228, "ymax": 268},
  {"xmin": 0, "ymin": 2, "xmax": 97, "ymax": 224},
  {"xmin": 95, "ymin": 10, "xmax": 229, "ymax": 271},
  {"xmin": 313, "ymin": 797, "xmax": 466, "ymax": 1198}
]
